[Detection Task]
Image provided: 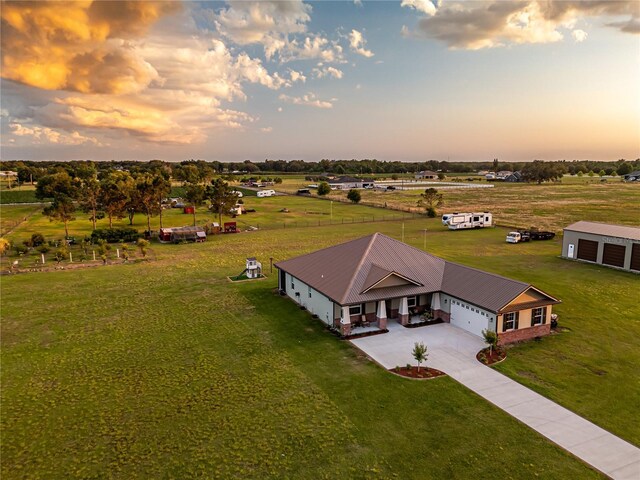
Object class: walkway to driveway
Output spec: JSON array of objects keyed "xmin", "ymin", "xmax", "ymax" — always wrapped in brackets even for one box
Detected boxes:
[{"xmin": 351, "ymin": 322, "xmax": 640, "ymax": 480}]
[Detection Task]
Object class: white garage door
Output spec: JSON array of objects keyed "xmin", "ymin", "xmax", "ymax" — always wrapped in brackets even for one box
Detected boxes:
[{"xmin": 450, "ymin": 302, "xmax": 489, "ymax": 338}]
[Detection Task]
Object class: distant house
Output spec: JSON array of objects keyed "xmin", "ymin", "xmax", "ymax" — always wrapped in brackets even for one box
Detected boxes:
[
  {"xmin": 276, "ymin": 233, "xmax": 559, "ymax": 342},
  {"xmin": 504, "ymin": 171, "xmax": 523, "ymax": 182},
  {"xmin": 623, "ymin": 170, "xmax": 640, "ymax": 182},
  {"xmin": 562, "ymin": 221, "xmax": 640, "ymax": 273},
  {"xmin": 495, "ymin": 171, "xmax": 513, "ymax": 180},
  {"xmin": 415, "ymin": 170, "xmax": 438, "ymax": 180}
]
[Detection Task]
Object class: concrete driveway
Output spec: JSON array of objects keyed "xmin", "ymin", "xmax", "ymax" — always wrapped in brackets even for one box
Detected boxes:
[{"xmin": 351, "ymin": 323, "xmax": 640, "ymax": 480}]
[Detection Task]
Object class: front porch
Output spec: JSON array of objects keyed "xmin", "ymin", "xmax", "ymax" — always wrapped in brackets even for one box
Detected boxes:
[{"xmin": 338, "ymin": 293, "xmax": 447, "ymax": 337}]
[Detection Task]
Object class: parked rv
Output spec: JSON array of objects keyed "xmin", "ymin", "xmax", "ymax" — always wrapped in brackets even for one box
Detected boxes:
[
  {"xmin": 443, "ymin": 212, "xmax": 493, "ymax": 230},
  {"xmin": 256, "ymin": 189, "xmax": 276, "ymax": 198}
]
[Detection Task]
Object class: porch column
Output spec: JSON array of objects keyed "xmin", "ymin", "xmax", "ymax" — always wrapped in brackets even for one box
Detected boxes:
[
  {"xmin": 430, "ymin": 292, "xmax": 441, "ymax": 311},
  {"xmin": 376, "ymin": 301, "xmax": 387, "ymax": 330},
  {"xmin": 340, "ymin": 306, "xmax": 351, "ymax": 336},
  {"xmin": 399, "ymin": 297, "xmax": 409, "ymax": 326}
]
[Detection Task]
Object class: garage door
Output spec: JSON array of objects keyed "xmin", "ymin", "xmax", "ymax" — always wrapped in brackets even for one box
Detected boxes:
[
  {"xmin": 450, "ymin": 302, "xmax": 489, "ymax": 338},
  {"xmin": 631, "ymin": 244, "xmax": 640, "ymax": 272},
  {"xmin": 577, "ymin": 239, "xmax": 598, "ymax": 262},
  {"xmin": 602, "ymin": 243, "xmax": 626, "ymax": 268}
]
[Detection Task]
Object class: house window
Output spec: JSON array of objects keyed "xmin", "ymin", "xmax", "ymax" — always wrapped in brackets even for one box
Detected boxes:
[
  {"xmin": 444, "ymin": 299, "xmax": 448, "ymax": 304},
  {"xmin": 503, "ymin": 312, "xmax": 519, "ymax": 332},
  {"xmin": 531, "ymin": 307, "xmax": 547, "ymax": 326},
  {"xmin": 291, "ymin": 280, "xmax": 295, "ymax": 289},
  {"xmin": 349, "ymin": 305, "xmax": 362, "ymax": 316},
  {"xmin": 407, "ymin": 296, "xmax": 417, "ymax": 307},
  {"xmin": 308, "ymin": 286, "xmax": 312, "ymax": 298}
]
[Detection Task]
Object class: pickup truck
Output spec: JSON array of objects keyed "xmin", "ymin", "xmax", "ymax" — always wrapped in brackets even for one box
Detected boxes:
[{"xmin": 506, "ymin": 230, "xmax": 555, "ymax": 243}]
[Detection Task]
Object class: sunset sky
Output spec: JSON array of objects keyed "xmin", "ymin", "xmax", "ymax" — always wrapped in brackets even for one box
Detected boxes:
[{"xmin": 1, "ymin": 0, "xmax": 639, "ymax": 162}]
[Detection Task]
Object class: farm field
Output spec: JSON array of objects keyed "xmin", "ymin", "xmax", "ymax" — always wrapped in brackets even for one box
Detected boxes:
[
  {"xmin": 2, "ymin": 191, "xmax": 639, "ymax": 478},
  {"xmin": 2, "ymin": 220, "xmax": 612, "ymax": 479},
  {"xmin": 275, "ymin": 175, "xmax": 640, "ymax": 231}
]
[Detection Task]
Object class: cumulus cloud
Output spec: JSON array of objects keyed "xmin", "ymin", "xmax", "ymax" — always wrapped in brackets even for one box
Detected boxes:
[
  {"xmin": 279, "ymin": 93, "xmax": 334, "ymax": 109},
  {"xmin": 401, "ymin": 0, "xmax": 438, "ymax": 16},
  {"xmin": 404, "ymin": 0, "xmax": 639, "ymax": 50},
  {"xmin": 572, "ymin": 29, "xmax": 588, "ymax": 42},
  {"xmin": 349, "ymin": 29, "xmax": 374, "ymax": 57},
  {"xmin": 211, "ymin": 0, "xmax": 343, "ymax": 63},
  {"xmin": 313, "ymin": 66, "xmax": 344, "ymax": 79},
  {"xmin": 0, "ymin": 1, "xmax": 179, "ymax": 94},
  {"xmin": 260, "ymin": 126, "xmax": 273, "ymax": 133},
  {"xmin": 10, "ymin": 123, "xmax": 105, "ymax": 146},
  {"xmin": 1, "ymin": 3, "xmax": 304, "ymax": 146}
]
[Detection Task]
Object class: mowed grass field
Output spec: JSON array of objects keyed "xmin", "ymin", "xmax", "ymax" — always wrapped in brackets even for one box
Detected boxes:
[
  {"xmin": 2, "ymin": 189, "xmax": 639, "ymax": 478},
  {"xmin": 277, "ymin": 175, "xmax": 640, "ymax": 232},
  {"xmin": 2, "ymin": 220, "xmax": 610, "ymax": 479}
]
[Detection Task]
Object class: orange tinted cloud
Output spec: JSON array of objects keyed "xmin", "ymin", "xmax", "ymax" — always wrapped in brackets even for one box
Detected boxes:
[{"xmin": 1, "ymin": 1, "xmax": 179, "ymax": 93}]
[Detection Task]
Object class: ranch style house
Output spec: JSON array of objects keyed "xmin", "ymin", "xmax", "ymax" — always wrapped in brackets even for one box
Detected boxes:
[{"xmin": 276, "ymin": 233, "xmax": 560, "ymax": 344}]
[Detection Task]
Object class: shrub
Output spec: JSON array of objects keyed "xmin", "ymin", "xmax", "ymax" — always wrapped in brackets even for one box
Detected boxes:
[
  {"xmin": 426, "ymin": 207, "xmax": 436, "ymax": 218},
  {"xmin": 30, "ymin": 233, "xmax": 46, "ymax": 247},
  {"xmin": 137, "ymin": 238, "xmax": 150, "ymax": 257},
  {"xmin": 37, "ymin": 245, "xmax": 50, "ymax": 254},
  {"xmin": 90, "ymin": 227, "xmax": 140, "ymax": 243},
  {"xmin": 347, "ymin": 189, "xmax": 361, "ymax": 203},
  {"xmin": 14, "ymin": 244, "xmax": 29, "ymax": 255},
  {"xmin": 317, "ymin": 182, "xmax": 331, "ymax": 196}
]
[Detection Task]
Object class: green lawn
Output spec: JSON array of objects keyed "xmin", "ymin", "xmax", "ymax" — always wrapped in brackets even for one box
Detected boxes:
[{"xmin": 1, "ymin": 221, "xmax": 608, "ymax": 479}]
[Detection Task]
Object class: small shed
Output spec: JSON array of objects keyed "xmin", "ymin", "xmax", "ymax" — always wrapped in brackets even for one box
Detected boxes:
[{"xmin": 224, "ymin": 222, "xmax": 238, "ymax": 233}]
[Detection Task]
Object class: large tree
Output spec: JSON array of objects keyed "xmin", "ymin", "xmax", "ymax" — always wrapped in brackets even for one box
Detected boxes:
[
  {"xmin": 417, "ymin": 188, "xmax": 444, "ymax": 217},
  {"xmin": 135, "ymin": 173, "xmax": 171, "ymax": 232},
  {"xmin": 521, "ymin": 160, "xmax": 564, "ymax": 184},
  {"xmin": 36, "ymin": 172, "xmax": 79, "ymax": 238},
  {"xmin": 184, "ymin": 183, "xmax": 206, "ymax": 226},
  {"xmin": 206, "ymin": 178, "xmax": 239, "ymax": 227},
  {"xmin": 78, "ymin": 177, "xmax": 101, "ymax": 230},
  {"xmin": 99, "ymin": 171, "xmax": 135, "ymax": 228}
]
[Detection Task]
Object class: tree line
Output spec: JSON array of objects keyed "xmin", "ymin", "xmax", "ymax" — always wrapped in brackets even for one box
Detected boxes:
[
  {"xmin": 2, "ymin": 157, "xmax": 638, "ymax": 183},
  {"xmin": 33, "ymin": 165, "xmax": 239, "ymax": 239}
]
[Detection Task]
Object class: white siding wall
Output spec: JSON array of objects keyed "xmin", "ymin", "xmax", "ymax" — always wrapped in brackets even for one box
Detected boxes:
[{"xmin": 285, "ymin": 273, "xmax": 334, "ymax": 326}]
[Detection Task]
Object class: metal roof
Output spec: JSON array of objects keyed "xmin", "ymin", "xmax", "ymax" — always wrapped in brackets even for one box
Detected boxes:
[
  {"xmin": 564, "ymin": 221, "xmax": 640, "ymax": 241},
  {"xmin": 275, "ymin": 233, "xmax": 554, "ymax": 312}
]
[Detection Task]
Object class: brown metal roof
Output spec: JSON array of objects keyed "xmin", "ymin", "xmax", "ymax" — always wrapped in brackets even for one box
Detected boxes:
[
  {"xmin": 275, "ymin": 233, "xmax": 557, "ymax": 312},
  {"xmin": 564, "ymin": 221, "xmax": 640, "ymax": 241},
  {"xmin": 440, "ymin": 262, "xmax": 530, "ymax": 313}
]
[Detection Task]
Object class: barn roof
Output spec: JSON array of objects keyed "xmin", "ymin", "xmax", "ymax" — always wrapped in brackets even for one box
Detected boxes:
[{"xmin": 564, "ymin": 221, "xmax": 640, "ymax": 241}]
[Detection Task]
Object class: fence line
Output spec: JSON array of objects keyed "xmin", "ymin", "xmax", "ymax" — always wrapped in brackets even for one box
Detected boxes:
[{"xmin": 235, "ymin": 212, "xmax": 420, "ymax": 232}]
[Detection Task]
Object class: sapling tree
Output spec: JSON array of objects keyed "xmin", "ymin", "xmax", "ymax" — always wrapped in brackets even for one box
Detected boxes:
[
  {"xmin": 412, "ymin": 342, "xmax": 428, "ymax": 372},
  {"xmin": 482, "ymin": 329, "xmax": 499, "ymax": 357},
  {"xmin": 317, "ymin": 182, "xmax": 331, "ymax": 196},
  {"xmin": 137, "ymin": 238, "xmax": 149, "ymax": 257}
]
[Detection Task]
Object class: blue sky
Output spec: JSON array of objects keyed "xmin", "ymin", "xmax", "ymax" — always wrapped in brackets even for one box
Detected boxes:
[{"xmin": 1, "ymin": 1, "xmax": 638, "ymax": 162}]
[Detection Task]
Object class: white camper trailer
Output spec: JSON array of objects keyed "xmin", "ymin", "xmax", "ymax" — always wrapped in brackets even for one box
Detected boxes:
[
  {"xmin": 444, "ymin": 212, "xmax": 493, "ymax": 230},
  {"xmin": 256, "ymin": 189, "xmax": 276, "ymax": 198}
]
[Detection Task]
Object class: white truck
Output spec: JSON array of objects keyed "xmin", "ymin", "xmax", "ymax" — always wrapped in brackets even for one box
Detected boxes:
[{"xmin": 442, "ymin": 212, "xmax": 493, "ymax": 230}]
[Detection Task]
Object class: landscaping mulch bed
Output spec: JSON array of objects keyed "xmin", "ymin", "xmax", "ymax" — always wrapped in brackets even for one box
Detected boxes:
[
  {"xmin": 389, "ymin": 366, "xmax": 445, "ymax": 379},
  {"xmin": 405, "ymin": 318, "xmax": 444, "ymax": 328},
  {"xmin": 344, "ymin": 329, "xmax": 389, "ymax": 340},
  {"xmin": 476, "ymin": 348, "xmax": 506, "ymax": 365}
]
